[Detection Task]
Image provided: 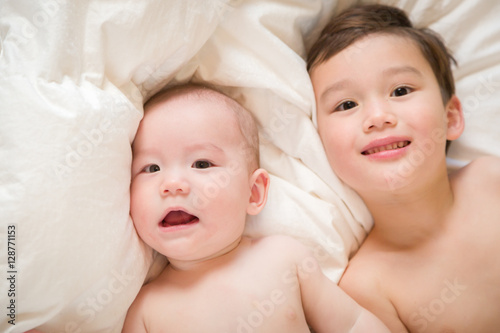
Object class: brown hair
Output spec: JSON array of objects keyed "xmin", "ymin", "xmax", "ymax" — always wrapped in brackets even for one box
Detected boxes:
[{"xmin": 307, "ymin": 4, "xmax": 457, "ymax": 105}]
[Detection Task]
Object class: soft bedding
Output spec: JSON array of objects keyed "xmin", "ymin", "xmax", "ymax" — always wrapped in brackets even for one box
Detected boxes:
[{"xmin": 1, "ymin": 0, "xmax": 499, "ymax": 332}]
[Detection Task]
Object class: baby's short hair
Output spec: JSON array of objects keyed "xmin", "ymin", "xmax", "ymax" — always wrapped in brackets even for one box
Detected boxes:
[{"xmin": 145, "ymin": 84, "xmax": 260, "ymax": 171}]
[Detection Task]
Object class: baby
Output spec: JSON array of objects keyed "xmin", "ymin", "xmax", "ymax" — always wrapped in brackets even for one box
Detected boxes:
[
  {"xmin": 122, "ymin": 84, "xmax": 389, "ymax": 332},
  {"xmin": 308, "ymin": 4, "xmax": 500, "ymax": 332}
]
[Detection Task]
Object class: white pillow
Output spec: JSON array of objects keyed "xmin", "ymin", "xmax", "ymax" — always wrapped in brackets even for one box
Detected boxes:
[{"xmin": 0, "ymin": 1, "xmax": 223, "ymax": 332}]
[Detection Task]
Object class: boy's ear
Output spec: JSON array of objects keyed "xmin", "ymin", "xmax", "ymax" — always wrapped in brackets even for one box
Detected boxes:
[
  {"xmin": 446, "ymin": 95, "xmax": 465, "ymax": 140},
  {"xmin": 247, "ymin": 168, "xmax": 270, "ymax": 216}
]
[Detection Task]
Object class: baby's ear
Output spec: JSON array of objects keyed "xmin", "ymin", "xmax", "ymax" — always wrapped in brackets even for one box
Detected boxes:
[
  {"xmin": 247, "ymin": 168, "xmax": 270, "ymax": 216},
  {"xmin": 446, "ymin": 95, "xmax": 465, "ymax": 140}
]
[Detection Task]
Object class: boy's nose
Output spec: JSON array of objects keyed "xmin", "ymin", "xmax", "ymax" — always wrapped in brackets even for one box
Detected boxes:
[
  {"xmin": 161, "ymin": 175, "xmax": 190, "ymax": 195},
  {"xmin": 362, "ymin": 103, "xmax": 397, "ymax": 132}
]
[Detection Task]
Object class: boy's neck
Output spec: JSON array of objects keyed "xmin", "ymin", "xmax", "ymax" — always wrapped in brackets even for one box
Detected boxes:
[{"xmin": 361, "ymin": 171, "xmax": 455, "ymax": 249}]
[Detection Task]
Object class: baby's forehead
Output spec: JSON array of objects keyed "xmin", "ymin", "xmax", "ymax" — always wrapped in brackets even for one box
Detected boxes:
[
  {"xmin": 147, "ymin": 89, "xmax": 235, "ymax": 119},
  {"xmin": 148, "ymin": 87, "xmax": 228, "ymax": 109},
  {"xmin": 134, "ymin": 97, "xmax": 237, "ymax": 148}
]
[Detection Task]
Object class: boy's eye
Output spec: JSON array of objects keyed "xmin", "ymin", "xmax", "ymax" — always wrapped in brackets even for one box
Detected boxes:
[
  {"xmin": 192, "ymin": 160, "xmax": 213, "ymax": 169},
  {"xmin": 143, "ymin": 164, "xmax": 160, "ymax": 173},
  {"xmin": 335, "ymin": 100, "xmax": 358, "ymax": 112},
  {"xmin": 392, "ymin": 86, "xmax": 412, "ymax": 97}
]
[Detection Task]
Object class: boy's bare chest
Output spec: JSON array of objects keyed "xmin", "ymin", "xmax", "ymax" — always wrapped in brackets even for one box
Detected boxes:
[
  {"xmin": 394, "ymin": 272, "xmax": 500, "ymax": 332},
  {"xmin": 384, "ymin": 226, "xmax": 500, "ymax": 332}
]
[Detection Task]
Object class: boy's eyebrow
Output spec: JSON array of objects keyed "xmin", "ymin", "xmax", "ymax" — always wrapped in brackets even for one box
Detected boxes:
[
  {"xmin": 318, "ymin": 79, "xmax": 351, "ymax": 103},
  {"xmin": 318, "ymin": 65, "xmax": 423, "ymax": 103}
]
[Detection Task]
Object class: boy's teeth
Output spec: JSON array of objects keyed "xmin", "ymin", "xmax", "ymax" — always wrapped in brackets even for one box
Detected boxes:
[{"xmin": 365, "ymin": 141, "xmax": 409, "ymax": 155}]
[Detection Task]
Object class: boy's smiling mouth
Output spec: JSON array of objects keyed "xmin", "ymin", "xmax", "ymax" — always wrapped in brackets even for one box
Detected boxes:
[
  {"xmin": 361, "ymin": 140, "xmax": 411, "ymax": 155},
  {"xmin": 160, "ymin": 210, "xmax": 199, "ymax": 228}
]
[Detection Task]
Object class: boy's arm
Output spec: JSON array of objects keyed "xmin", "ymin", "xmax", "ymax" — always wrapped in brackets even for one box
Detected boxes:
[{"xmin": 287, "ymin": 239, "xmax": 390, "ymax": 333}]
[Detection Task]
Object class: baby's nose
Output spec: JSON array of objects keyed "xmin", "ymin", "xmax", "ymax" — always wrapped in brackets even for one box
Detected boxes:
[{"xmin": 161, "ymin": 175, "xmax": 190, "ymax": 195}]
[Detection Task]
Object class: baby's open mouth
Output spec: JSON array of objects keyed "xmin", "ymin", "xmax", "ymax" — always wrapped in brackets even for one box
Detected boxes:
[
  {"xmin": 160, "ymin": 210, "xmax": 199, "ymax": 227},
  {"xmin": 362, "ymin": 140, "xmax": 411, "ymax": 155}
]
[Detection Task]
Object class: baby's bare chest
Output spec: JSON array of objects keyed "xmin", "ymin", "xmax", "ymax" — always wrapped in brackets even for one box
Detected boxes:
[{"xmin": 147, "ymin": 264, "xmax": 310, "ymax": 333}]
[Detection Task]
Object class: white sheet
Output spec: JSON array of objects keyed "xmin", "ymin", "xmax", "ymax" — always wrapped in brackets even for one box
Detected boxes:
[{"xmin": 1, "ymin": 0, "xmax": 499, "ymax": 332}]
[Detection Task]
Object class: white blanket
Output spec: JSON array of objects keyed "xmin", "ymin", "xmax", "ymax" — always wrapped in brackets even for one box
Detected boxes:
[{"xmin": 1, "ymin": 0, "xmax": 499, "ymax": 331}]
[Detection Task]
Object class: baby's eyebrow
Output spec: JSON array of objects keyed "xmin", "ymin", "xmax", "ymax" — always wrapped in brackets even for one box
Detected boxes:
[
  {"xmin": 186, "ymin": 143, "xmax": 224, "ymax": 153},
  {"xmin": 382, "ymin": 65, "xmax": 423, "ymax": 77}
]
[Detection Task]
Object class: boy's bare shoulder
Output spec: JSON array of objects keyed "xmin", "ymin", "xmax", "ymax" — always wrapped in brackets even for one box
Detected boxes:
[
  {"xmin": 339, "ymin": 245, "xmax": 385, "ymax": 299},
  {"xmin": 452, "ymin": 156, "xmax": 500, "ymax": 192},
  {"xmin": 339, "ymin": 241, "xmax": 402, "ymax": 328}
]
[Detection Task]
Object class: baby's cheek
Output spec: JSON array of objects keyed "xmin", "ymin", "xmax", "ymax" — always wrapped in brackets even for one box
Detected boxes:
[{"xmin": 130, "ymin": 188, "xmax": 148, "ymax": 221}]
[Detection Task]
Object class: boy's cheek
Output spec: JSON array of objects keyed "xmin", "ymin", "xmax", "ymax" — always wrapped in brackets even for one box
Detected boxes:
[{"xmin": 321, "ymin": 135, "xmax": 343, "ymax": 158}]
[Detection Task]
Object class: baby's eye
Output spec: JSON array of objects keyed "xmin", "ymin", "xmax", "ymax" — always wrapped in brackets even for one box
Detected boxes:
[
  {"xmin": 391, "ymin": 86, "xmax": 412, "ymax": 97},
  {"xmin": 143, "ymin": 164, "xmax": 160, "ymax": 173},
  {"xmin": 335, "ymin": 100, "xmax": 358, "ymax": 112},
  {"xmin": 192, "ymin": 160, "xmax": 213, "ymax": 169}
]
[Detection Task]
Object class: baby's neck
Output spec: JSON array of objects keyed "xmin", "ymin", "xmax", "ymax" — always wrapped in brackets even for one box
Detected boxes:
[{"xmin": 166, "ymin": 236, "xmax": 246, "ymax": 273}]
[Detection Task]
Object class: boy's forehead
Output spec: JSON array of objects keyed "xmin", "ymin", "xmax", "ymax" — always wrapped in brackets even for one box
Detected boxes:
[
  {"xmin": 315, "ymin": 35, "xmax": 424, "ymax": 77},
  {"xmin": 310, "ymin": 34, "xmax": 431, "ymax": 125}
]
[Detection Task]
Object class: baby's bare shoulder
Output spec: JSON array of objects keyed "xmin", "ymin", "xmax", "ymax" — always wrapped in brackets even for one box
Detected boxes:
[
  {"xmin": 129, "ymin": 275, "xmax": 173, "ymax": 309},
  {"xmin": 246, "ymin": 235, "xmax": 321, "ymax": 275},
  {"xmin": 122, "ymin": 277, "xmax": 172, "ymax": 332},
  {"xmin": 250, "ymin": 235, "xmax": 313, "ymax": 260}
]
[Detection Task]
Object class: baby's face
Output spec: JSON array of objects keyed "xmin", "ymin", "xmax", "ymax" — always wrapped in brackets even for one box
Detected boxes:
[
  {"xmin": 130, "ymin": 95, "xmax": 253, "ymax": 262},
  {"xmin": 311, "ymin": 34, "xmax": 457, "ymax": 193}
]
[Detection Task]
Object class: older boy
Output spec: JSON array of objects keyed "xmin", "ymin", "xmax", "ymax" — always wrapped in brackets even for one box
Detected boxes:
[
  {"xmin": 122, "ymin": 84, "xmax": 389, "ymax": 332},
  {"xmin": 308, "ymin": 4, "xmax": 500, "ymax": 332}
]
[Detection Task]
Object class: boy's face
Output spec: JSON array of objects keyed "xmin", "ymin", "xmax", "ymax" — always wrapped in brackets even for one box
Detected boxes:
[
  {"xmin": 130, "ymin": 95, "xmax": 254, "ymax": 262},
  {"xmin": 311, "ymin": 34, "xmax": 462, "ymax": 194}
]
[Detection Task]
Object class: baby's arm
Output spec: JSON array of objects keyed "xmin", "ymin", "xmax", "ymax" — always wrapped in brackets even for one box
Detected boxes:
[
  {"xmin": 290, "ymin": 240, "xmax": 389, "ymax": 333},
  {"xmin": 122, "ymin": 292, "xmax": 148, "ymax": 333}
]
